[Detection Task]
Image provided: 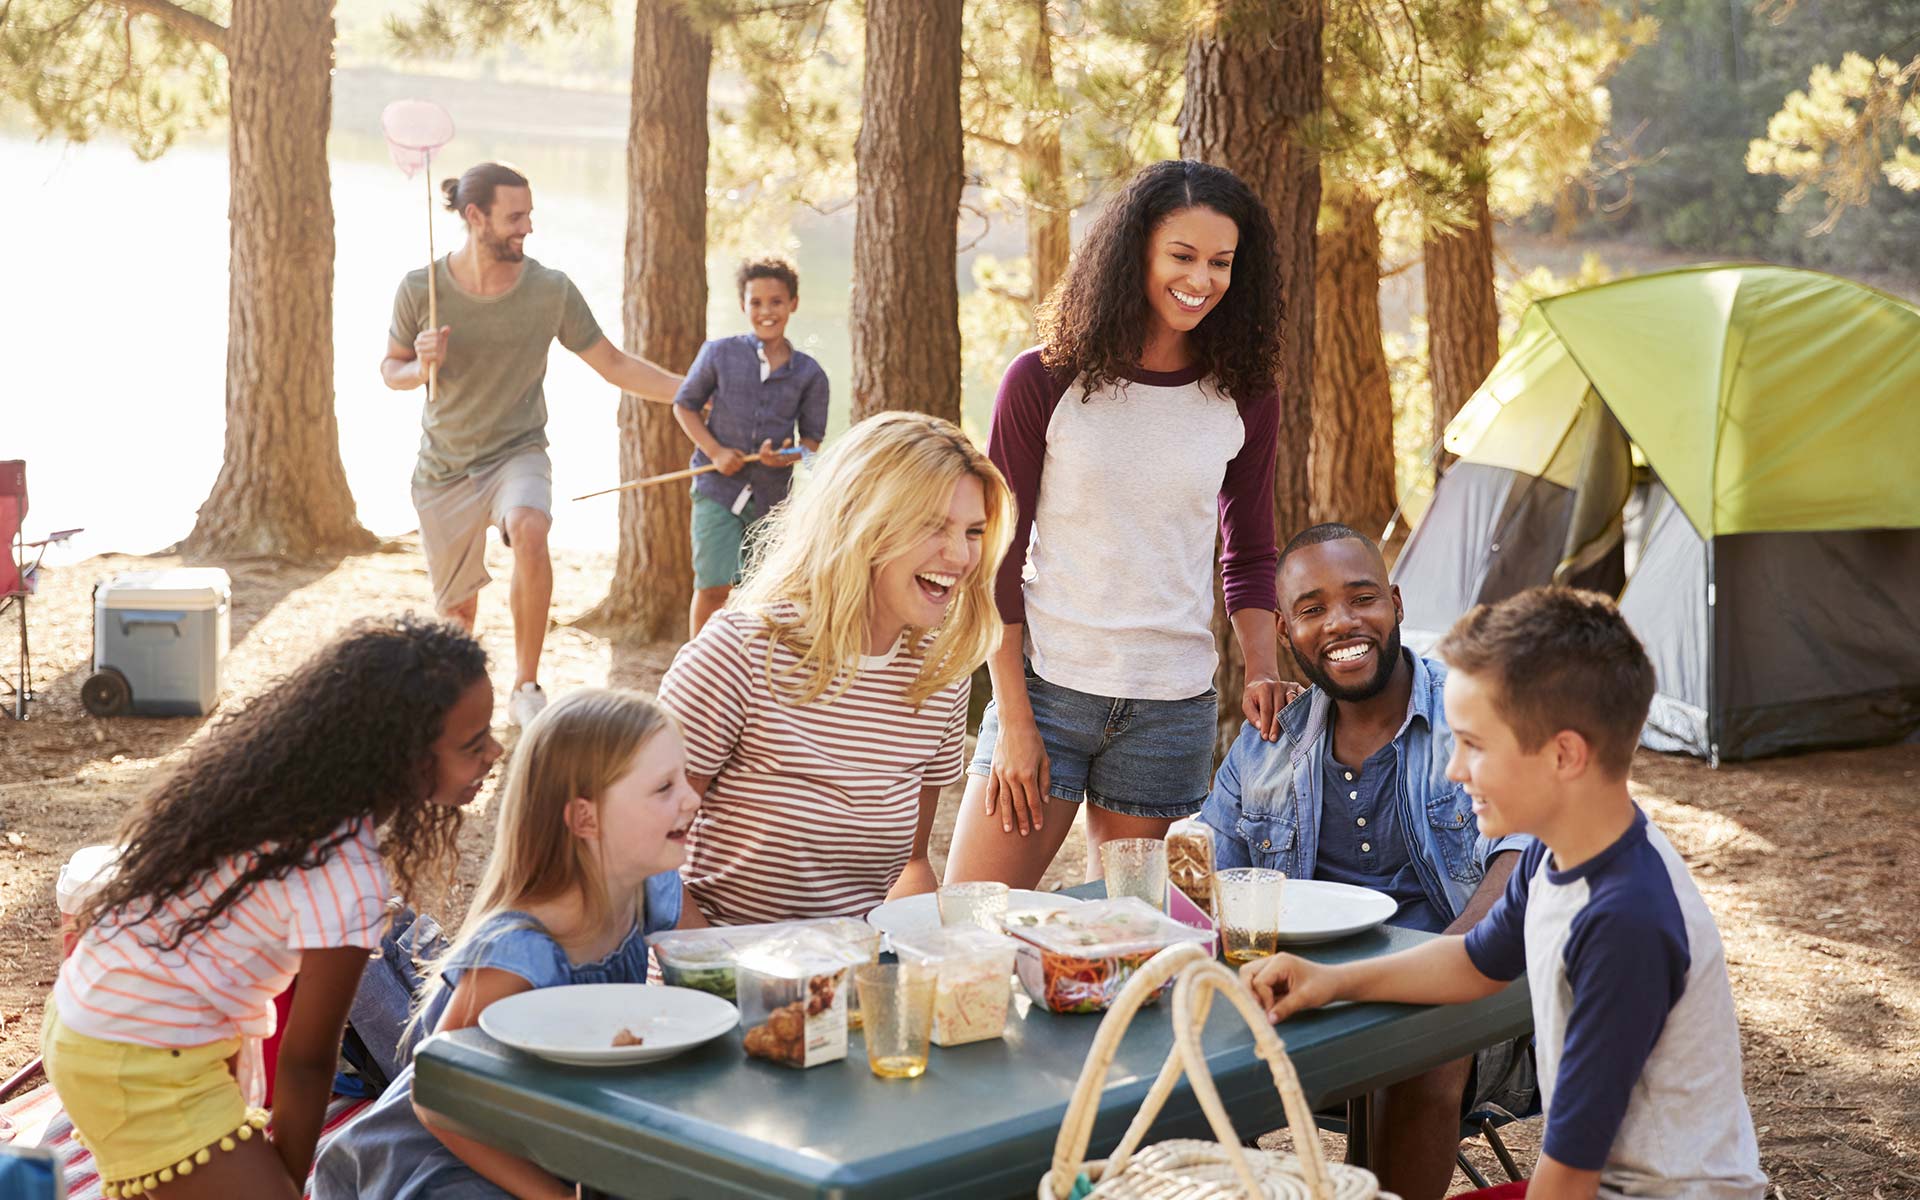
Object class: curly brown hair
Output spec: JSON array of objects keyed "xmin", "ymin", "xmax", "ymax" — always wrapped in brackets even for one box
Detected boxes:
[
  {"xmin": 83, "ymin": 613, "xmax": 489, "ymax": 951},
  {"xmin": 1035, "ymin": 159, "xmax": 1283, "ymax": 402}
]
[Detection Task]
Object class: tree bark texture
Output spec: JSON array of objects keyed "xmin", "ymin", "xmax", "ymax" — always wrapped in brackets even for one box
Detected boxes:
[
  {"xmin": 1021, "ymin": 0, "xmax": 1070, "ymax": 320},
  {"xmin": 1310, "ymin": 188, "xmax": 1396, "ymax": 537},
  {"xmin": 1423, "ymin": 178, "xmax": 1498, "ymax": 476},
  {"xmin": 850, "ymin": 0, "xmax": 963, "ymax": 423},
  {"xmin": 184, "ymin": 0, "xmax": 373, "ymax": 559},
  {"xmin": 591, "ymin": 0, "xmax": 710, "ymax": 636},
  {"xmin": 1178, "ymin": 0, "xmax": 1322, "ymax": 756}
]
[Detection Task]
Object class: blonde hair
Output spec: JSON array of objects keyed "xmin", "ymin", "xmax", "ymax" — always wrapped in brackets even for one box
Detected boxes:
[
  {"xmin": 731, "ymin": 411, "xmax": 1015, "ymax": 707},
  {"xmin": 409, "ymin": 688, "xmax": 675, "ymax": 1033}
]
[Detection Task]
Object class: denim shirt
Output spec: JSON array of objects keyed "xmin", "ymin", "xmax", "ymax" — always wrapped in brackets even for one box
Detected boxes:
[
  {"xmin": 673, "ymin": 333, "xmax": 830, "ymax": 522},
  {"xmin": 1200, "ymin": 653, "xmax": 1532, "ymax": 924}
]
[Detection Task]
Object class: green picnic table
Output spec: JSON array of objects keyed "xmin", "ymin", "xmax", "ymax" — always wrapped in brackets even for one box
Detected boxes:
[{"xmin": 412, "ymin": 884, "xmax": 1532, "ymax": 1199}]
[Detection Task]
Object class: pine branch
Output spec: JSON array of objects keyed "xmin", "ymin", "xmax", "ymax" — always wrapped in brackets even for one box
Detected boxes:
[{"xmin": 111, "ymin": 0, "xmax": 227, "ymax": 55}]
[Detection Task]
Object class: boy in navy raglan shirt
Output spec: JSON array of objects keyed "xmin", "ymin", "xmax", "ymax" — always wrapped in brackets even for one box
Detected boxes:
[{"xmin": 1241, "ymin": 587, "xmax": 1765, "ymax": 1200}]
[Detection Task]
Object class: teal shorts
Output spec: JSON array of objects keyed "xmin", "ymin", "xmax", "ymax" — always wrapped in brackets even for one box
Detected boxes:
[{"xmin": 691, "ymin": 491, "xmax": 757, "ymax": 589}]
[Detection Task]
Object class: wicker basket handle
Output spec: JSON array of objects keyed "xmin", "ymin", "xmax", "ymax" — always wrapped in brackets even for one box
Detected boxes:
[
  {"xmin": 1169, "ymin": 958, "xmax": 1336, "ymax": 1198},
  {"xmin": 1045, "ymin": 941, "xmax": 1211, "ymax": 1199}
]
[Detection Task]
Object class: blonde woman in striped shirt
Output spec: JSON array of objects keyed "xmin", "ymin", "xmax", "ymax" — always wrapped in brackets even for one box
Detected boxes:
[
  {"xmin": 659, "ymin": 411, "xmax": 1015, "ymax": 925},
  {"xmin": 44, "ymin": 615, "xmax": 501, "ymax": 1200}
]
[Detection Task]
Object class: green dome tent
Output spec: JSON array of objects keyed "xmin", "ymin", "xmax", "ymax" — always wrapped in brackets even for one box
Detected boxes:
[{"xmin": 1392, "ymin": 264, "xmax": 1920, "ymax": 763}]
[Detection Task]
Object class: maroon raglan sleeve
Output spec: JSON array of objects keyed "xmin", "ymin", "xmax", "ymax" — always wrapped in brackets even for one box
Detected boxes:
[
  {"xmin": 987, "ymin": 349, "xmax": 1073, "ymax": 625},
  {"xmin": 1217, "ymin": 384, "xmax": 1280, "ymax": 615}
]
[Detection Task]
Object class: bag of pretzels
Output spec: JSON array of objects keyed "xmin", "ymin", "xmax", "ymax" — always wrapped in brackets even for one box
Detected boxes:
[{"xmin": 1164, "ymin": 818, "xmax": 1217, "ymax": 914}]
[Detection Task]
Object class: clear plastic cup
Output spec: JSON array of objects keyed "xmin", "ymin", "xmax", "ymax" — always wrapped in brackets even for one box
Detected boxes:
[
  {"xmin": 1100, "ymin": 838, "xmax": 1169, "ymax": 912},
  {"xmin": 936, "ymin": 881, "xmax": 1010, "ymax": 931},
  {"xmin": 854, "ymin": 962, "xmax": 937, "ymax": 1079},
  {"xmin": 1214, "ymin": 867, "xmax": 1287, "ymax": 966}
]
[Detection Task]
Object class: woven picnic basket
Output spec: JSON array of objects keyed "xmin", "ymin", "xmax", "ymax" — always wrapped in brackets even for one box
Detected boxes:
[{"xmin": 1037, "ymin": 942, "xmax": 1399, "ymax": 1200}]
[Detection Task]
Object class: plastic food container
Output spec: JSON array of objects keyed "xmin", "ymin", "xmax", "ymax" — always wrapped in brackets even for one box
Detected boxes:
[
  {"xmin": 737, "ymin": 931, "xmax": 867, "ymax": 1068},
  {"xmin": 649, "ymin": 917, "xmax": 883, "ymax": 1003},
  {"xmin": 1005, "ymin": 897, "xmax": 1212, "ymax": 1014},
  {"xmin": 892, "ymin": 925, "xmax": 1017, "ymax": 1046}
]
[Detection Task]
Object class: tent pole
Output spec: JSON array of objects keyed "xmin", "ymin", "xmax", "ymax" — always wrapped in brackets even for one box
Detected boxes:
[{"xmin": 1705, "ymin": 538, "xmax": 1719, "ymax": 768}]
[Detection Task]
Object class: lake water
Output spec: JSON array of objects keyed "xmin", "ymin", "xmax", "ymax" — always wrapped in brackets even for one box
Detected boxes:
[{"xmin": 6, "ymin": 68, "xmax": 1022, "ymax": 563}]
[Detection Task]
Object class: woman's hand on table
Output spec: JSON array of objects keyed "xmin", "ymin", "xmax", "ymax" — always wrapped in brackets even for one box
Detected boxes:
[{"xmin": 986, "ymin": 714, "xmax": 1051, "ymax": 837}]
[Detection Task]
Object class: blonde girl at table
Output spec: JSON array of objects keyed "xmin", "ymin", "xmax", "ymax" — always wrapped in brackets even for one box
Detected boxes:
[
  {"xmin": 659, "ymin": 411, "xmax": 1015, "ymax": 925},
  {"xmin": 314, "ymin": 689, "xmax": 701, "ymax": 1200}
]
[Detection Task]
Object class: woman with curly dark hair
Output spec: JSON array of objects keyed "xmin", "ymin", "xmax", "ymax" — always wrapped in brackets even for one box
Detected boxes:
[
  {"xmin": 43, "ymin": 614, "xmax": 500, "ymax": 1200},
  {"xmin": 945, "ymin": 158, "xmax": 1290, "ymax": 890}
]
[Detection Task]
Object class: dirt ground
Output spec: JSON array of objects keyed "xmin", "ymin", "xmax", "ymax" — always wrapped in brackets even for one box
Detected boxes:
[{"xmin": 2, "ymin": 542, "xmax": 1915, "ymax": 1198}]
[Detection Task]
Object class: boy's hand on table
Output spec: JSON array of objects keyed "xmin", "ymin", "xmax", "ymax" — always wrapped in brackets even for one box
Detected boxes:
[
  {"xmin": 1241, "ymin": 952, "xmax": 1338, "ymax": 1023},
  {"xmin": 711, "ymin": 446, "xmax": 748, "ymax": 475},
  {"xmin": 756, "ymin": 438, "xmax": 795, "ymax": 467}
]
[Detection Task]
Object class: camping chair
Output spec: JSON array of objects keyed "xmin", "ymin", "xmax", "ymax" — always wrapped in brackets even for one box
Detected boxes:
[
  {"xmin": 1, "ymin": 461, "xmax": 82, "ymax": 720},
  {"xmin": 1315, "ymin": 1098, "xmax": 1532, "ymax": 1190}
]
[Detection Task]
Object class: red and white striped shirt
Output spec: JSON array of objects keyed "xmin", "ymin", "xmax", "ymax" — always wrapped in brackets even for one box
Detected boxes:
[
  {"xmin": 659, "ymin": 608, "xmax": 968, "ymax": 926},
  {"xmin": 54, "ymin": 819, "xmax": 392, "ymax": 1047}
]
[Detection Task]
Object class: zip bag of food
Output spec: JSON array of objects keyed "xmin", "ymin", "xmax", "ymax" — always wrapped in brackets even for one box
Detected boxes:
[
  {"xmin": 649, "ymin": 917, "xmax": 880, "ymax": 1004},
  {"xmin": 737, "ymin": 930, "xmax": 868, "ymax": 1068},
  {"xmin": 1005, "ymin": 896, "xmax": 1212, "ymax": 1015},
  {"xmin": 891, "ymin": 925, "xmax": 1017, "ymax": 1046}
]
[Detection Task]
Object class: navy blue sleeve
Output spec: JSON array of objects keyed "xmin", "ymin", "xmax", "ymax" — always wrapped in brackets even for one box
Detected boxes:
[
  {"xmin": 797, "ymin": 363, "xmax": 830, "ymax": 443},
  {"xmin": 1200, "ymin": 725, "xmax": 1259, "ymax": 870},
  {"xmin": 1541, "ymin": 882, "xmax": 1691, "ymax": 1170},
  {"xmin": 673, "ymin": 339, "xmax": 721, "ymax": 410},
  {"xmin": 1462, "ymin": 841, "xmax": 1543, "ymax": 981}
]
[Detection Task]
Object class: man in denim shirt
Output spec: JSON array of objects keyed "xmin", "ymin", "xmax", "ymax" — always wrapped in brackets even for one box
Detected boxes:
[
  {"xmin": 673, "ymin": 257, "xmax": 830, "ymax": 635},
  {"xmin": 1201, "ymin": 523, "xmax": 1535, "ymax": 1200}
]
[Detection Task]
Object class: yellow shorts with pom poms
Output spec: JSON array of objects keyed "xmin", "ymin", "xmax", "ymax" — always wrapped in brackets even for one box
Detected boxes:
[{"xmin": 41, "ymin": 1001, "xmax": 272, "ymax": 1197}]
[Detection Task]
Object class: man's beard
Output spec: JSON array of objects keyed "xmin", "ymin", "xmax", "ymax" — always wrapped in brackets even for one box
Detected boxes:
[
  {"xmin": 482, "ymin": 229, "xmax": 524, "ymax": 263},
  {"xmin": 1289, "ymin": 621, "xmax": 1404, "ymax": 703}
]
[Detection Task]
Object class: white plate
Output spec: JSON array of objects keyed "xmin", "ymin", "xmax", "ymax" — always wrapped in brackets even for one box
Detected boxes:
[
  {"xmin": 478, "ymin": 984, "xmax": 738, "ymax": 1066},
  {"xmin": 1275, "ymin": 880, "xmax": 1399, "ymax": 944},
  {"xmin": 866, "ymin": 889, "xmax": 1082, "ymax": 945}
]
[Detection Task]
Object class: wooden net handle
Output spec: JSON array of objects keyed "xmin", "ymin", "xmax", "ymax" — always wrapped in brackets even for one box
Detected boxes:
[
  {"xmin": 1045, "ymin": 942, "xmax": 1210, "ymax": 1198},
  {"xmin": 1169, "ymin": 958, "xmax": 1335, "ymax": 1197}
]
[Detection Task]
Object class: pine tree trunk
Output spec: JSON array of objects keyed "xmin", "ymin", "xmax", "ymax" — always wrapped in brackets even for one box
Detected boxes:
[
  {"xmin": 588, "ymin": 0, "xmax": 710, "ymax": 636},
  {"xmin": 1178, "ymin": 0, "xmax": 1322, "ymax": 756},
  {"xmin": 850, "ymin": 0, "xmax": 963, "ymax": 423},
  {"xmin": 183, "ymin": 0, "xmax": 372, "ymax": 559},
  {"xmin": 1310, "ymin": 187, "xmax": 1396, "ymax": 537},
  {"xmin": 1424, "ymin": 178, "xmax": 1498, "ymax": 476},
  {"xmin": 1022, "ymin": 0, "xmax": 1070, "ymax": 318}
]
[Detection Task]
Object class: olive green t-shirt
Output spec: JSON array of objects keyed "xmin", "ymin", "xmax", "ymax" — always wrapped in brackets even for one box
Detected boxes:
[{"xmin": 390, "ymin": 256, "xmax": 606, "ymax": 487}]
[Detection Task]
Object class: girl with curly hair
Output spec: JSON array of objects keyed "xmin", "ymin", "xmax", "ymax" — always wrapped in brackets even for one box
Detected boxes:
[
  {"xmin": 316, "ymin": 688, "xmax": 699, "ymax": 1200},
  {"xmin": 945, "ymin": 158, "xmax": 1291, "ymax": 890},
  {"xmin": 659, "ymin": 410, "xmax": 1015, "ymax": 924},
  {"xmin": 43, "ymin": 614, "xmax": 499, "ymax": 1199}
]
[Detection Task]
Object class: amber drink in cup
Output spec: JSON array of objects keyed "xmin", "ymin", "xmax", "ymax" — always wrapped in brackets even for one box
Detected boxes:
[
  {"xmin": 855, "ymin": 962, "xmax": 937, "ymax": 1079},
  {"xmin": 937, "ymin": 881, "xmax": 1010, "ymax": 931},
  {"xmin": 1100, "ymin": 838, "xmax": 1169, "ymax": 912},
  {"xmin": 1214, "ymin": 867, "xmax": 1287, "ymax": 965}
]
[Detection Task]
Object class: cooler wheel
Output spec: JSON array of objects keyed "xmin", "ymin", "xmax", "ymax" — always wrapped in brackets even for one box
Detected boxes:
[{"xmin": 81, "ymin": 668, "xmax": 131, "ymax": 718}]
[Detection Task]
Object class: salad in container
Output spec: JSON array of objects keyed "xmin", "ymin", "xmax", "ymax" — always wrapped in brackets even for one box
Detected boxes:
[
  {"xmin": 1004, "ymin": 897, "xmax": 1211, "ymax": 1014},
  {"xmin": 649, "ymin": 917, "xmax": 881, "ymax": 1003}
]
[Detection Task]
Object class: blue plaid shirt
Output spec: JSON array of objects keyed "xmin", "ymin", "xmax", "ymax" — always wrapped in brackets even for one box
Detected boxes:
[{"xmin": 673, "ymin": 334, "xmax": 830, "ymax": 521}]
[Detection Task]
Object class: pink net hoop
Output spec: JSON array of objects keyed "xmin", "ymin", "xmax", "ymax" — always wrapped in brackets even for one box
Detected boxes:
[{"xmin": 381, "ymin": 99, "xmax": 455, "ymax": 177}]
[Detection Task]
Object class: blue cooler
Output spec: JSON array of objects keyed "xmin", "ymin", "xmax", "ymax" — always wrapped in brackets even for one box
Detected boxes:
[{"xmin": 83, "ymin": 568, "xmax": 231, "ymax": 717}]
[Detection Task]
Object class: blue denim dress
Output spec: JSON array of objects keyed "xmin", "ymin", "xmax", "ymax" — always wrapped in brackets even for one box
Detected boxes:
[{"xmin": 313, "ymin": 872, "xmax": 683, "ymax": 1199}]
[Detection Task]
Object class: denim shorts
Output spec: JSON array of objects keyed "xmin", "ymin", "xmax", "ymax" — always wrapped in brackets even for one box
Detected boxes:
[{"xmin": 968, "ymin": 663, "xmax": 1217, "ymax": 818}]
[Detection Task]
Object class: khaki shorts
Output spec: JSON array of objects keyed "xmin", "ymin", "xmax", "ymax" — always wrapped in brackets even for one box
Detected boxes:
[{"xmin": 411, "ymin": 449, "xmax": 552, "ymax": 613}]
